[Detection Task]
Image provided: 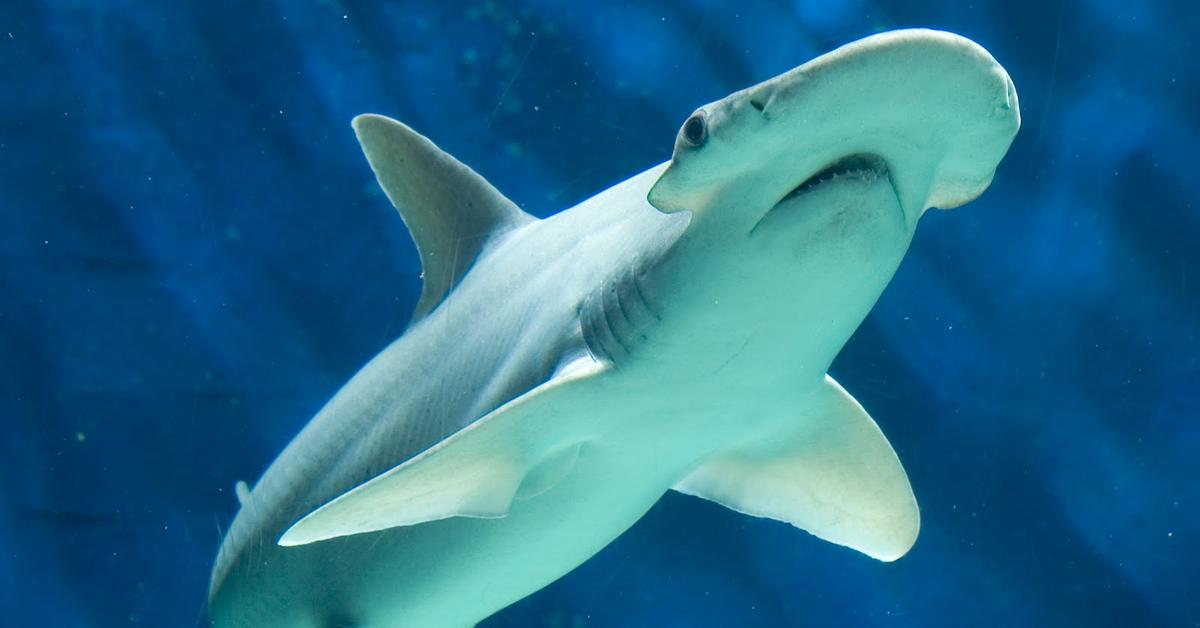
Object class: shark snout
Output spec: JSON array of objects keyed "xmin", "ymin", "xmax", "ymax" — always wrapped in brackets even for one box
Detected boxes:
[
  {"xmin": 647, "ymin": 29, "xmax": 1020, "ymax": 231},
  {"xmin": 777, "ymin": 29, "xmax": 1021, "ymax": 223},
  {"xmin": 916, "ymin": 56, "xmax": 1020, "ymax": 215}
]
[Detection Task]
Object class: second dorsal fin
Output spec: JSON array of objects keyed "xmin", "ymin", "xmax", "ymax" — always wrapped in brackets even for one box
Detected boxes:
[{"xmin": 352, "ymin": 114, "xmax": 535, "ymax": 323}]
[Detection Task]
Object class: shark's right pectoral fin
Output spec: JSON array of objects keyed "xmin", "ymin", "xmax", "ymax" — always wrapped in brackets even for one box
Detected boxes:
[
  {"xmin": 277, "ymin": 356, "xmax": 607, "ymax": 547},
  {"xmin": 673, "ymin": 375, "xmax": 919, "ymax": 561}
]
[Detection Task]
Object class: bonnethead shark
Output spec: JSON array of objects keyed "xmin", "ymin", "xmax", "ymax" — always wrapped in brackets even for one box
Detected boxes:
[{"xmin": 209, "ymin": 29, "xmax": 1019, "ymax": 627}]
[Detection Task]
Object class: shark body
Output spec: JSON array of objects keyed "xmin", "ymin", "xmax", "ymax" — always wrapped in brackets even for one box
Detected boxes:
[{"xmin": 209, "ymin": 29, "xmax": 1019, "ymax": 627}]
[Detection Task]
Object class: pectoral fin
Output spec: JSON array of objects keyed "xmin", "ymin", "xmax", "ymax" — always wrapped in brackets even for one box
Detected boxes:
[
  {"xmin": 278, "ymin": 357, "xmax": 607, "ymax": 547},
  {"xmin": 673, "ymin": 375, "xmax": 919, "ymax": 561}
]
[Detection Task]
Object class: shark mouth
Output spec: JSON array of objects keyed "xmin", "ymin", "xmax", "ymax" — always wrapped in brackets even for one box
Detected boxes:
[{"xmin": 779, "ymin": 153, "xmax": 889, "ymax": 203}]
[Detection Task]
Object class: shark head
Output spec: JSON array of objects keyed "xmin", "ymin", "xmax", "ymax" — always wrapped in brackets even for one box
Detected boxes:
[
  {"xmin": 644, "ymin": 29, "xmax": 1019, "ymax": 379},
  {"xmin": 648, "ymin": 29, "xmax": 1019, "ymax": 232}
]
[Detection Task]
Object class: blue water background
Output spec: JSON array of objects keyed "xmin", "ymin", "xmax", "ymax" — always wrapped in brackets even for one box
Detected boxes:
[{"xmin": 2, "ymin": 1, "xmax": 1197, "ymax": 626}]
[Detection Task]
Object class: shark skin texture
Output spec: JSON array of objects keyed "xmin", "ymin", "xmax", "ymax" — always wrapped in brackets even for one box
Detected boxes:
[{"xmin": 208, "ymin": 29, "xmax": 1020, "ymax": 628}]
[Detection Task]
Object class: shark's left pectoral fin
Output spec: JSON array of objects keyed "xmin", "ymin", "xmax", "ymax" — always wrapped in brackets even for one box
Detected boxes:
[
  {"xmin": 674, "ymin": 375, "xmax": 919, "ymax": 561},
  {"xmin": 277, "ymin": 357, "xmax": 608, "ymax": 547}
]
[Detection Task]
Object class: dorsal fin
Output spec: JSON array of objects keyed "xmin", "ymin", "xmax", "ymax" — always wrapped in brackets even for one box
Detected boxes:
[{"xmin": 352, "ymin": 114, "xmax": 535, "ymax": 322}]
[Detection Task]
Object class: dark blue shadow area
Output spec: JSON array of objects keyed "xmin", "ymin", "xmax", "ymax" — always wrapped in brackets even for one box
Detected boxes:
[{"xmin": 1, "ymin": 1, "xmax": 1196, "ymax": 626}]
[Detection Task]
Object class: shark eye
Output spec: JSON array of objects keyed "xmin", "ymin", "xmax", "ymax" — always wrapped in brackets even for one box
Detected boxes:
[{"xmin": 682, "ymin": 113, "xmax": 706, "ymax": 147}]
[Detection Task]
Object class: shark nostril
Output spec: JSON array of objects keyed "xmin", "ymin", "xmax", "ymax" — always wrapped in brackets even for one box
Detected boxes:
[{"xmin": 750, "ymin": 98, "xmax": 766, "ymax": 113}]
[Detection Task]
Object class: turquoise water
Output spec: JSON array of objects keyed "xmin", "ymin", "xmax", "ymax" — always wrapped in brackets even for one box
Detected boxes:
[{"xmin": 2, "ymin": 2, "xmax": 1196, "ymax": 626}]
